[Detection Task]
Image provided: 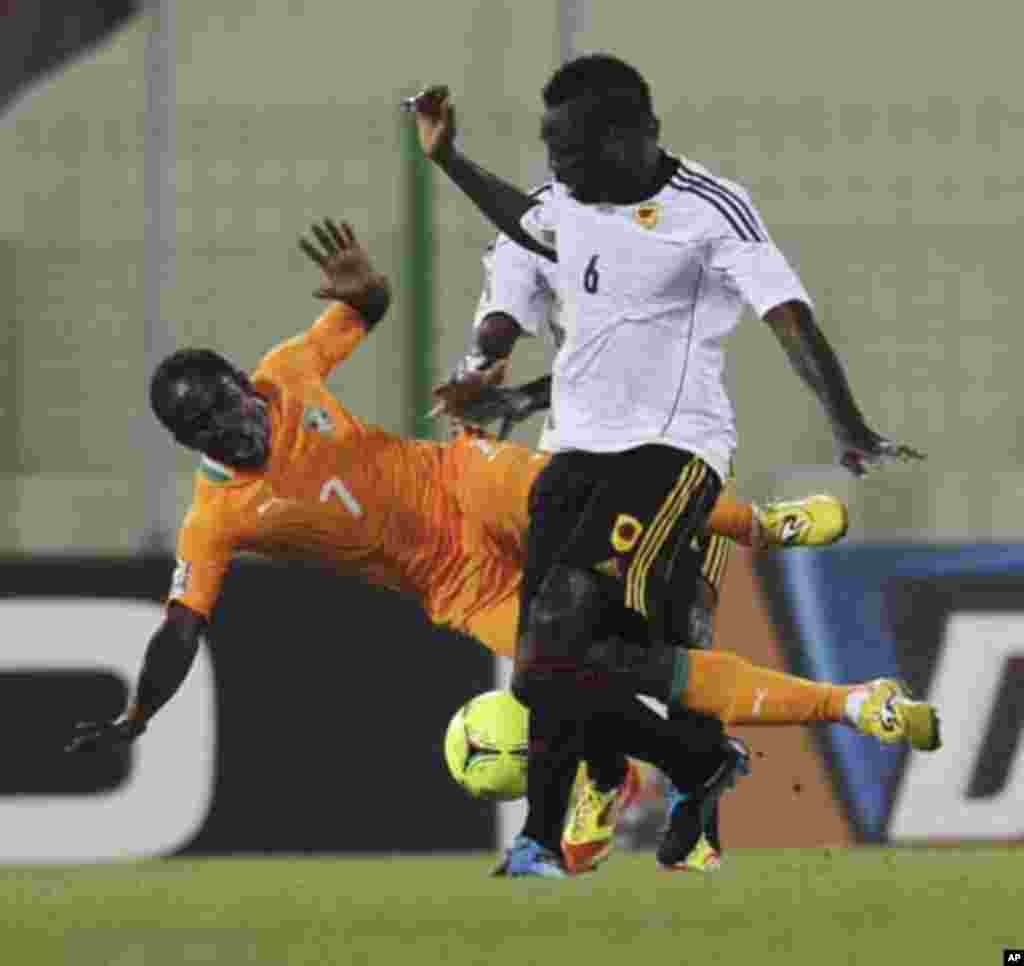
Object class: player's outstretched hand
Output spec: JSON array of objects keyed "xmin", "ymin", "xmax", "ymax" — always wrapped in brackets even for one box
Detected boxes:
[
  {"xmin": 401, "ymin": 85, "xmax": 456, "ymax": 163},
  {"xmin": 837, "ymin": 428, "xmax": 926, "ymax": 477},
  {"xmin": 429, "ymin": 361, "xmax": 508, "ymax": 420},
  {"xmin": 298, "ymin": 218, "xmax": 391, "ymax": 325},
  {"xmin": 65, "ymin": 717, "xmax": 146, "ymax": 753},
  {"xmin": 434, "ymin": 370, "xmax": 549, "ymax": 440}
]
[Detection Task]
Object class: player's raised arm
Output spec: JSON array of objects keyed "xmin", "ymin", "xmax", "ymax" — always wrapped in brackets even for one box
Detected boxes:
[
  {"xmin": 433, "ymin": 229, "xmax": 556, "ymax": 429},
  {"xmin": 66, "ymin": 602, "xmax": 206, "ymax": 752},
  {"xmin": 763, "ymin": 299, "xmax": 925, "ymax": 476},
  {"xmin": 405, "ymin": 86, "xmax": 552, "ymax": 259}
]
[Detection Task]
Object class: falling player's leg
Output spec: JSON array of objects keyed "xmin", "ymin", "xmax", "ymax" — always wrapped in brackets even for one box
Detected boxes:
[
  {"xmin": 707, "ymin": 491, "xmax": 848, "ymax": 548},
  {"xmin": 677, "ymin": 649, "xmax": 940, "ymax": 751},
  {"xmin": 576, "ymin": 644, "xmax": 941, "ymax": 751},
  {"xmin": 442, "ymin": 426, "xmax": 849, "ymax": 558}
]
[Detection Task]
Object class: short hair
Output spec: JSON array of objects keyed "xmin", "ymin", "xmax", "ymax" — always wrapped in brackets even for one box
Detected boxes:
[
  {"xmin": 542, "ymin": 53, "xmax": 654, "ymax": 121},
  {"xmin": 149, "ymin": 347, "xmax": 234, "ymax": 436}
]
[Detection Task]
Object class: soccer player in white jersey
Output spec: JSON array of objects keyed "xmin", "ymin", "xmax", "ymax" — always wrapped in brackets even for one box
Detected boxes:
[
  {"xmin": 436, "ymin": 226, "xmax": 853, "ymax": 874},
  {"xmin": 410, "ymin": 54, "xmax": 923, "ymax": 878}
]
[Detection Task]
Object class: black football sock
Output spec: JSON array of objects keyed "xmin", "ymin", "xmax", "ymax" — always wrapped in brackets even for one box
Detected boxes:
[
  {"xmin": 596, "ymin": 696, "xmax": 726, "ymax": 792},
  {"xmin": 519, "ymin": 701, "xmax": 585, "ymax": 853},
  {"xmin": 580, "ymin": 716, "xmax": 630, "ymax": 793}
]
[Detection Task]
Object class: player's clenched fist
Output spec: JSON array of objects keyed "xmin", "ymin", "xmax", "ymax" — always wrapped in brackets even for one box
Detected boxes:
[{"xmin": 402, "ymin": 85, "xmax": 457, "ymax": 163}]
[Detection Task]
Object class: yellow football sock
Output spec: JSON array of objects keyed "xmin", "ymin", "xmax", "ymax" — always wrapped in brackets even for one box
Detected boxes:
[{"xmin": 680, "ymin": 649, "xmax": 858, "ymax": 725}]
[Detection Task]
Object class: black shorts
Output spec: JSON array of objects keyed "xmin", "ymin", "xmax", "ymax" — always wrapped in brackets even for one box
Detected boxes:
[
  {"xmin": 518, "ymin": 444, "xmax": 722, "ymax": 664},
  {"xmin": 668, "ymin": 531, "xmax": 731, "ymax": 649}
]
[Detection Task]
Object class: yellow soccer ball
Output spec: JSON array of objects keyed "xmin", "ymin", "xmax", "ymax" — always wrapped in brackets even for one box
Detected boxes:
[{"xmin": 444, "ymin": 690, "xmax": 529, "ymax": 802}]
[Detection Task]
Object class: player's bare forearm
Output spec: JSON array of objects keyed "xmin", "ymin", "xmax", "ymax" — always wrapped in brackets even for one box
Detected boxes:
[
  {"xmin": 764, "ymin": 300, "xmax": 925, "ymax": 476},
  {"xmin": 66, "ymin": 602, "xmax": 206, "ymax": 753},
  {"xmin": 436, "ymin": 150, "xmax": 551, "ymax": 258},
  {"xmin": 127, "ymin": 602, "xmax": 206, "ymax": 724},
  {"xmin": 406, "ymin": 86, "xmax": 550, "ymax": 259},
  {"xmin": 763, "ymin": 300, "xmax": 869, "ymax": 438}
]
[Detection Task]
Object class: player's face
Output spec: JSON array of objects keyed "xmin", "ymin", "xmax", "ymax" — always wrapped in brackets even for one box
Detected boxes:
[
  {"xmin": 169, "ymin": 369, "xmax": 270, "ymax": 468},
  {"xmin": 541, "ymin": 100, "xmax": 609, "ymax": 201},
  {"xmin": 541, "ymin": 98, "xmax": 651, "ymax": 203}
]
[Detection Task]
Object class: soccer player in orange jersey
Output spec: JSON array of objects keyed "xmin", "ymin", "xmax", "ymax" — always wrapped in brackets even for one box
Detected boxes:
[{"xmin": 65, "ymin": 220, "xmax": 938, "ymax": 823}]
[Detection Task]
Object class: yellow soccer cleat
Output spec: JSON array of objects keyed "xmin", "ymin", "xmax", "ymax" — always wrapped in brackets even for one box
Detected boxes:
[
  {"xmin": 561, "ymin": 759, "xmax": 642, "ymax": 875},
  {"xmin": 658, "ymin": 834, "xmax": 722, "ymax": 874},
  {"xmin": 755, "ymin": 494, "xmax": 849, "ymax": 547},
  {"xmin": 856, "ymin": 679, "xmax": 942, "ymax": 752}
]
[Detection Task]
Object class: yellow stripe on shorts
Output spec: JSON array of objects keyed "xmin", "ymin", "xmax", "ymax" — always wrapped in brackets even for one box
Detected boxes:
[
  {"xmin": 625, "ymin": 461, "xmax": 707, "ymax": 617},
  {"xmin": 701, "ymin": 533, "xmax": 732, "ymax": 592}
]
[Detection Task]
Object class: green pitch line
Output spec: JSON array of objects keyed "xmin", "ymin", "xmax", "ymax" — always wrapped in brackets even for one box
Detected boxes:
[{"xmin": 0, "ymin": 847, "xmax": 1017, "ymax": 966}]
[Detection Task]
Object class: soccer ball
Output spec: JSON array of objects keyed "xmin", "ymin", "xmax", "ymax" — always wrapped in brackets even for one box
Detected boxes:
[{"xmin": 444, "ymin": 690, "xmax": 529, "ymax": 802}]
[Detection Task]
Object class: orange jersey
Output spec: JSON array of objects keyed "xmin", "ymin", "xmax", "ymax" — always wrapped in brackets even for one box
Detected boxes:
[
  {"xmin": 168, "ymin": 304, "xmax": 752, "ymax": 660},
  {"xmin": 170, "ymin": 305, "xmax": 525, "ymax": 642},
  {"xmin": 435, "ymin": 428, "xmax": 549, "ymax": 656}
]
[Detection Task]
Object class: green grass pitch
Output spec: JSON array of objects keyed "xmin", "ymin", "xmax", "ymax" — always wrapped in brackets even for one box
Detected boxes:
[{"xmin": 1, "ymin": 847, "xmax": 1016, "ymax": 965}]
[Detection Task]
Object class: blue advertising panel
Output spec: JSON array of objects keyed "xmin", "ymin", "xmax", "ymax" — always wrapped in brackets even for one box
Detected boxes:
[{"xmin": 757, "ymin": 544, "xmax": 1024, "ymax": 842}]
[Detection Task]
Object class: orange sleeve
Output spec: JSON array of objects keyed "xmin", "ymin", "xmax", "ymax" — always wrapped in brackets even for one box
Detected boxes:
[
  {"xmin": 167, "ymin": 505, "xmax": 236, "ymax": 619},
  {"xmin": 255, "ymin": 303, "xmax": 369, "ymax": 383}
]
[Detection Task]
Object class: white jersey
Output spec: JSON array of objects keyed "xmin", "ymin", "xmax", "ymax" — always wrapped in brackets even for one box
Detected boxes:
[
  {"xmin": 519, "ymin": 154, "xmax": 812, "ymax": 481},
  {"xmin": 474, "ymin": 191, "xmax": 563, "ymax": 451}
]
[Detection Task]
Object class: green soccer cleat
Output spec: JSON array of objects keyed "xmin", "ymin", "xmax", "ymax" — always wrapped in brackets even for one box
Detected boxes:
[
  {"xmin": 755, "ymin": 494, "xmax": 849, "ymax": 547},
  {"xmin": 856, "ymin": 679, "xmax": 941, "ymax": 752}
]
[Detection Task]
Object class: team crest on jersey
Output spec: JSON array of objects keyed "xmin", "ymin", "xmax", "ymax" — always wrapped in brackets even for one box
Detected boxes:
[
  {"xmin": 611, "ymin": 514, "xmax": 644, "ymax": 553},
  {"xmin": 303, "ymin": 406, "xmax": 334, "ymax": 434},
  {"xmin": 635, "ymin": 204, "xmax": 660, "ymax": 229}
]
